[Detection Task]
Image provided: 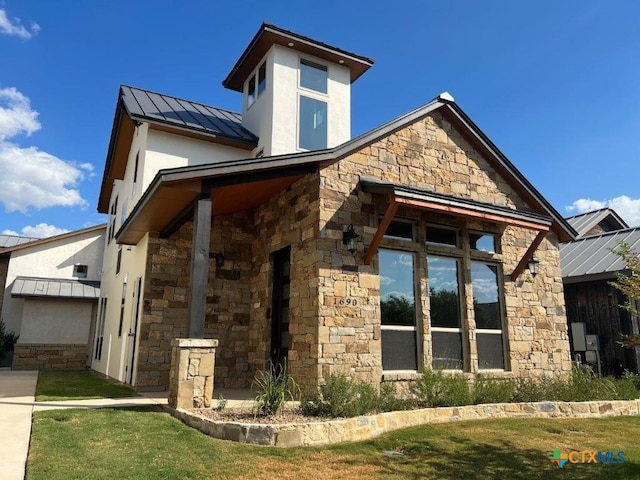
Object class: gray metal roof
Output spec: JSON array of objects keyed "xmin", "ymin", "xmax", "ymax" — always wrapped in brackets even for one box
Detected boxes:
[
  {"xmin": 565, "ymin": 208, "xmax": 628, "ymax": 238},
  {"xmin": 560, "ymin": 227, "xmax": 640, "ymax": 282},
  {"xmin": 11, "ymin": 276, "xmax": 100, "ymax": 300},
  {"xmin": 0, "ymin": 235, "xmax": 40, "ymax": 249},
  {"xmin": 120, "ymin": 85, "xmax": 258, "ymax": 144}
]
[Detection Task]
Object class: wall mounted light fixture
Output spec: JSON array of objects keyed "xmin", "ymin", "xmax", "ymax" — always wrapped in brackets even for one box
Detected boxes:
[
  {"xmin": 527, "ymin": 256, "xmax": 540, "ymax": 278},
  {"xmin": 342, "ymin": 224, "xmax": 359, "ymax": 254},
  {"xmin": 211, "ymin": 252, "xmax": 225, "ymax": 267}
]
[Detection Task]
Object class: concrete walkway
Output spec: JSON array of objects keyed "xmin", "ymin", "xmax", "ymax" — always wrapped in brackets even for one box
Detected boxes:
[{"xmin": 0, "ymin": 370, "xmax": 38, "ymax": 480}]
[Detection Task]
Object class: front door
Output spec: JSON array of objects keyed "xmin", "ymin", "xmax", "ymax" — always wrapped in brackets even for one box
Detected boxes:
[
  {"xmin": 271, "ymin": 247, "xmax": 291, "ymax": 370},
  {"xmin": 124, "ymin": 277, "xmax": 142, "ymax": 385}
]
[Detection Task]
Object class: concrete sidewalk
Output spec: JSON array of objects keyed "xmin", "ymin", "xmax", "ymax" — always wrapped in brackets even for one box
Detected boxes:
[{"xmin": 0, "ymin": 370, "xmax": 38, "ymax": 480}]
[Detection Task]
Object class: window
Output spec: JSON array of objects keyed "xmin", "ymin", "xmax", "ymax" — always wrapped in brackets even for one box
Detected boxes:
[
  {"xmin": 247, "ymin": 73, "xmax": 256, "ymax": 108},
  {"xmin": 300, "ymin": 59, "xmax": 328, "ymax": 93},
  {"xmin": 120, "ymin": 200, "xmax": 128, "ymax": 228},
  {"xmin": 107, "ymin": 196, "xmax": 118, "ymax": 243},
  {"xmin": 383, "ymin": 220, "xmax": 414, "ymax": 241},
  {"xmin": 471, "ymin": 261, "xmax": 505, "ymax": 369},
  {"xmin": 426, "ymin": 225, "xmax": 458, "ymax": 247},
  {"xmin": 258, "ymin": 62, "xmax": 266, "ymax": 95},
  {"xmin": 428, "ymin": 256, "xmax": 464, "ymax": 369},
  {"xmin": 470, "ymin": 232, "xmax": 496, "ymax": 253},
  {"xmin": 299, "ymin": 96, "xmax": 327, "ymax": 150},
  {"xmin": 132, "ymin": 152, "xmax": 139, "ymax": 196},
  {"xmin": 380, "ymin": 250, "xmax": 418, "ymax": 371},
  {"xmin": 95, "ymin": 297, "xmax": 107, "ymax": 360},
  {"xmin": 118, "ymin": 282, "xmax": 127, "ymax": 337},
  {"xmin": 73, "ymin": 264, "xmax": 88, "ymax": 279},
  {"xmin": 116, "ymin": 247, "xmax": 122, "ymax": 275}
]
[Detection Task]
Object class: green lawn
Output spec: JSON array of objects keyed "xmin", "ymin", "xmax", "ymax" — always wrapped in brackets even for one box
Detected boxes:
[
  {"xmin": 28, "ymin": 407, "xmax": 640, "ymax": 480},
  {"xmin": 35, "ymin": 371, "xmax": 137, "ymax": 401}
]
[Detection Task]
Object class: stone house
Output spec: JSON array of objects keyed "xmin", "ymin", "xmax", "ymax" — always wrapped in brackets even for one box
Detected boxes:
[
  {"xmin": 0, "ymin": 225, "xmax": 106, "ymax": 369},
  {"xmin": 94, "ymin": 23, "xmax": 576, "ymax": 391},
  {"xmin": 561, "ymin": 209, "xmax": 640, "ymax": 374}
]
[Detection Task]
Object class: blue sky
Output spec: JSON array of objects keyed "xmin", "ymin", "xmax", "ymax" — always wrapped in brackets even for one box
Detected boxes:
[{"xmin": 1, "ymin": 1, "xmax": 639, "ymax": 238}]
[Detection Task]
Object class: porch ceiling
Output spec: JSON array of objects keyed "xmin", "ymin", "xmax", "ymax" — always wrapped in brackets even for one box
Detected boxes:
[{"xmin": 117, "ymin": 173, "xmax": 307, "ymax": 245}]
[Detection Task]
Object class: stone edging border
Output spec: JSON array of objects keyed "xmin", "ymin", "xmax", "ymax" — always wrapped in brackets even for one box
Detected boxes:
[{"xmin": 166, "ymin": 399, "xmax": 640, "ymax": 447}]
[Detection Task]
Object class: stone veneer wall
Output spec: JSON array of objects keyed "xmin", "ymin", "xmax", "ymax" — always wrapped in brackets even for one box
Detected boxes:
[
  {"xmin": 250, "ymin": 174, "xmax": 322, "ymax": 388},
  {"xmin": 136, "ymin": 211, "xmax": 253, "ymax": 390},
  {"xmin": 315, "ymin": 111, "xmax": 571, "ymax": 382},
  {"xmin": 12, "ymin": 344, "xmax": 88, "ymax": 370}
]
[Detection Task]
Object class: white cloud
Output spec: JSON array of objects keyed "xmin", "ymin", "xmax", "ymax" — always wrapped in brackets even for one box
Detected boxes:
[
  {"xmin": 1, "ymin": 223, "xmax": 69, "ymax": 238},
  {"xmin": 380, "ymin": 275, "xmax": 396, "ymax": 286},
  {"xmin": 0, "ymin": 87, "xmax": 40, "ymax": 140},
  {"xmin": 0, "ymin": 9, "xmax": 40, "ymax": 39},
  {"xmin": 0, "ymin": 87, "xmax": 90, "ymax": 213},
  {"xmin": 567, "ymin": 196, "xmax": 640, "ymax": 227}
]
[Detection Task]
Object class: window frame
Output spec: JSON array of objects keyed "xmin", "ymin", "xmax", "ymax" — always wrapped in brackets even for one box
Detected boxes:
[
  {"xmin": 298, "ymin": 94, "xmax": 328, "ymax": 151},
  {"xmin": 73, "ymin": 264, "xmax": 88, "ymax": 279},
  {"xmin": 246, "ymin": 61, "xmax": 267, "ymax": 110},
  {"xmin": 299, "ymin": 58, "xmax": 328, "ymax": 94}
]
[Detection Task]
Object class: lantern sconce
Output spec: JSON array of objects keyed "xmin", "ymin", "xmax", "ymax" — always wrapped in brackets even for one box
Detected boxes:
[
  {"xmin": 342, "ymin": 224, "xmax": 359, "ymax": 254},
  {"xmin": 211, "ymin": 252, "xmax": 225, "ymax": 267},
  {"xmin": 527, "ymin": 256, "xmax": 540, "ymax": 278}
]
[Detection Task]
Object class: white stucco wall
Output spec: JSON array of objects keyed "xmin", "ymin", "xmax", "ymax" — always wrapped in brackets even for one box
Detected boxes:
[
  {"xmin": 242, "ymin": 44, "xmax": 352, "ymax": 156},
  {"xmin": 19, "ymin": 299, "xmax": 93, "ymax": 344},
  {"xmin": 2, "ymin": 228, "xmax": 106, "ymax": 336}
]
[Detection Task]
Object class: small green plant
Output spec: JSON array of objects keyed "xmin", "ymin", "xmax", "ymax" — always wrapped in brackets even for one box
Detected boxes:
[
  {"xmin": 623, "ymin": 370, "xmax": 640, "ymax": 390},
  {"xmin": 214, "ymin": 394, "xmax": 227, "ymax": 411},
  {"xmin": 251, "ymin": 361, "xmax": 299, "ymax": 416},
  {"xmin": 301, "ymin": 371, "xmax": 381, "ymax": 418},
  {"xmin": 472, "ymin": 374, "xmax": 514, "ymax": 404},
  {"xmin": 410, "ymin": 369, "xmax": 471, "ymax": 407}
]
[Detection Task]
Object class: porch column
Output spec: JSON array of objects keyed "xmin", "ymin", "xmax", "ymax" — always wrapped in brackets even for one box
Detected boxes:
[{"xmin": 188, "ymin": 195, "xmax": 211, "ymax": 338}]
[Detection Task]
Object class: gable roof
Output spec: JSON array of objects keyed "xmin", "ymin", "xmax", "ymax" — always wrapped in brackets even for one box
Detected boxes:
[
  {"xmin": 565, "ymin": 208, "xmax": 628, "ymax": 238},
  {"xmin": 223, "ymin": 22, "xmax": 374, "ymax": 92},
  {"xmin": 98, "ymin": 85, "xmax": 258, "ymax": 213},
  {"xmin": 0, "ymin": 225, "xmax": 106, "ymax": 255},
  {"xmin": 0, "ymin": 234, "xmax": 40, "ymax": 250},
  {"xmin": 560, "ymin": 227, "xmax": 640, "ymax": 283},
  {"xmin": 11, "ymin": 276, "xmax": 100, "ymax": 300},
  {"xmin": 115, "ymin": 93, "xmax": 576, "ymax": 245}
]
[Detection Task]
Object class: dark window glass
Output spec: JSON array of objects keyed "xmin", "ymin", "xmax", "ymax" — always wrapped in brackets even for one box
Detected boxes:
[
  {"xmin": 470, "ymin": 233, "xmax": 496, "ymax": 253},
  {"xmin": 426, "ymin": 226, "xmax": 458, "ymax": 247},
  {"xmin": 384, "ymin": 220, "xmax": 414, "ymax": 241},
  {"xmin": 382, "ymin": 330, "xmax": 418, "ymax": 370},
  {"xmin": 116, "ymin": 247, "xmax": 122, "ymax": 275},
  {"xmin": 380, "ymin": 251, "xmax": 415, "ymax": 326},
  {"xmin": 300, "ymin": 59, "xmax": 327, "ymax": 93},
  {"xmin": 427, "ymin": 256, "xmax": 461, "ymax": 328},
  {"xmin": 432, "ymin": 331, "xmax": 463, "ymax": 369},
  {"xmin": 73, "ymin": 264, "xmax": 88, "ymax": 278},
  {"xmin": 471, "ymin": 262, "xmax": 501, "ymax": 330},
  {"xmin": 477, "ymin": 333, "xmax": 505, "ymax": 369},
  {"xmin": 247, "ymin": 74, "xmax": 256, "ymax": 107},
  {"xmin": 258, "ymin": 62, "xmax": 266, "ymax": 95},
  {"xmin": 299, "ymin": 96, "xmax": 327, "ymax": 150}
]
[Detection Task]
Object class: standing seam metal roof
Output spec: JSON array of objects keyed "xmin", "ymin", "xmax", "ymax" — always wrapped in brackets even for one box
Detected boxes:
[
  {"xmin": 560, "ymin": 227, "xmax": 640, "ymax": 280},
  {"xmin": 120, "ymin": 85, "xmax": 258, "ymax": 144},
  {"xmin": 10, "ymin": 276, "xmax": 100, "ymax": 299},
  {"xmin": 565, "ymin": 208, "xmax": 629, "ymax": 238},
  {"xmin": 0, "ymin": 235, "xmax": 40, "ymax": 249}
]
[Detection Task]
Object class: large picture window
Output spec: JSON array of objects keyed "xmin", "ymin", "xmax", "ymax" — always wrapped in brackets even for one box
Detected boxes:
[
  {"xmin": 299, "ymin": 96, "xmax": 327, "ymax": 150},
  {"xmin": 471, "ymin": 261, "xmax": 505, "ymax": 369},
  {"xmin": 379, "ymin": 249, "xmax": 418, "ymax": 371},
  {"xmin": 300, "ymin": 59, "xmax": 328, "ymax": 93}
]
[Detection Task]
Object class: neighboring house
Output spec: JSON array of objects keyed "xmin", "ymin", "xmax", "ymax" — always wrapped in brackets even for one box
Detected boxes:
[
  {"xmin": 0, "ymin": 234, "xmax": 39, "ymax": 318},
  {"xmin": 0, "ymin": 225, "xmax": 106, "ymax": 370},
  {"xmin": 561, "ymin": 209, "xmax": 640, "ymax": 373},
  {"xmin": 94, "ymin": 23, "xmax": 576, "ymax": 392}
]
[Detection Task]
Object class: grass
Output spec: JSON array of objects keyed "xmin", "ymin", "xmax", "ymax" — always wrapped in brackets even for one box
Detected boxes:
[
  {"xmin": 28, "ymin": 406, "xmax": 640, "ymax": 480},
  {"xmin": 35, "ymin": 371, "xmax": 137, "ymax": 401}
]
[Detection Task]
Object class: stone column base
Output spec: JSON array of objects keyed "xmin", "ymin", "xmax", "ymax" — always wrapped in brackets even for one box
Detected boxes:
[{"xmin": 168, "ymin": 338, "xmax": 218, "ymax": 410}]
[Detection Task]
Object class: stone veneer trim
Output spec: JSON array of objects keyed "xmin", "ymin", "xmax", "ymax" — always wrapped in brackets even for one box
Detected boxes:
[
  {"xmin": 169, "ymin": 399, "xmax": 640, "ymax": 447},
  {"xmin": 12, "ymin": 343, "xmax": 89, "ymax": 370}
]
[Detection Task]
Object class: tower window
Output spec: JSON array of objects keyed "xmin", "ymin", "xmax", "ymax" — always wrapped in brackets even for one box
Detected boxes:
[
  {"xmin": 258, "ymin": 62, "xmax": 266, "ymax": 95},
  {"xmin": 299, "ymin": 96, "xmax": 327, "ymax": 150},
  {"xmin": 300, "ymin": 59, "xmax": 327, "ymax": 94},
  {"xmin": 247, "ymin": 73, "xmax": 256, "ymax": 108}
]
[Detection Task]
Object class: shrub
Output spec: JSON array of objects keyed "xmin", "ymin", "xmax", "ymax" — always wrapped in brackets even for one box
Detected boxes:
[
  {"xmin": 378, "ymin": 382, "xmax": 416, "ymax": 412},
  {"xmin": 410, "ymin": 369, "xmax": 471, "ymax": 407},
  {"xmin": 472, "ymin": 374, "xmax": 514, "ymax": 404},
  {"xmin": 251, "ymin": 361, "xmax": 299, "ymax": 416},
  {"xmin": 0, "ymin": 321, "xmax": 18, "ymax": 359},
  {"xmin": 301, "ymin": 372, "xmax": 382, "ymax": 418},
  {"xmin": 622, "ymin": 370, "xmax": 640, "ymax": 391},
  {"xmin": 511, "ymin": 376, "xmax": 550, "ymax": 402}
]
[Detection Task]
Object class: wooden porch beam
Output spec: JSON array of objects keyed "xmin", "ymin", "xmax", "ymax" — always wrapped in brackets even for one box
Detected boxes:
[
  {"xmin": 187, "ymin": 194, "xmax": 212, "ymax": 338},
  {"xmin": 364, "ymin": 199, "xmax": 399, "ymax": 265},
  {"xmin": 510, "ymin": 230, "xmax": 547, "ymax": 282}
]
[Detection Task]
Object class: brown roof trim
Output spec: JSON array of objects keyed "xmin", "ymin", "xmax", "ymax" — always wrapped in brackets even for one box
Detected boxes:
[
  {"xmin": 0, "ymin": 224, "xmax": 106, "ymax": 255},
  {"xmin": 223, "ymin": 22, "xmax": 374, "ymax": 92}
]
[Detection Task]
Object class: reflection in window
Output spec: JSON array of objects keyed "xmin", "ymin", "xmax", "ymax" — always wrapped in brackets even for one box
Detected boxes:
[
  {"xmin": 428, "ymin": 256, "xmax": 463, "ymax": 369},
  {"xmin": 426, "ymin": 226, "xmax": 458, "ymax": 247},
  {"xmin": 299, "ymin": 96, "xmax": 327, "ymax": 150},
  {"xmin": 247, "ymin": 74, "xmax": 256, "ymax": 107},
  {"xmin": 470, "ymin": 232, "xmax": 496, "ymax": 253},
  {"xmin": 258, "ymin": 62, "xmax": 266, "ymax": 95},
  {"xmin": 379, "ymin": 250, "xmax": 417, "ymax": 370},
  {"xmin": 300, "ymin": 59, "xmax": 328, "ymax": 93},
  {"xmin": 472, "ymin": 261, "xmax": 505, "ymax": 369}
]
